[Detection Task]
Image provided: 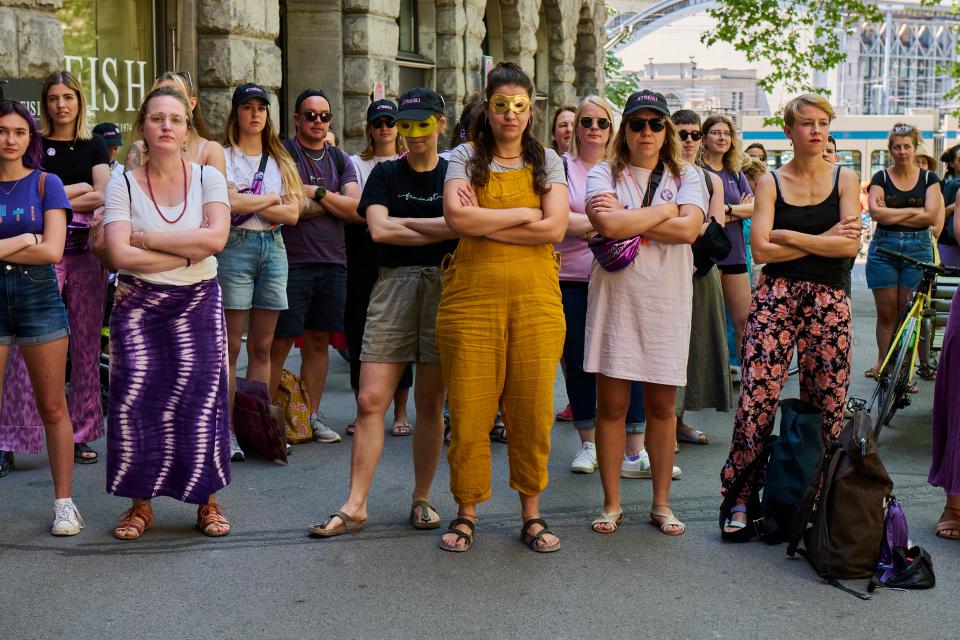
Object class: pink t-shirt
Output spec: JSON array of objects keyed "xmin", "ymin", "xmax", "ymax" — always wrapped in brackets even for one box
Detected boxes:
[{"xmin": 555, "ymin": 154, "xmax": 595, "ymax": 282}]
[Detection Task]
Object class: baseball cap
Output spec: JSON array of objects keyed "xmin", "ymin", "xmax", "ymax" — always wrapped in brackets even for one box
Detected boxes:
[
  {"xmin": 623, "ymin": 90, "xmax": 670, "ymax": 118},
  {"xmin": 92, "ymin": 122, "xmax": 123, "ymax": 147},
  {"xmin": 396, "ymin": 88, "xmax": 445, "ymax": 121},
  {"xmin": 232, "ymin": 83, "xmax": 269, "ymax": 109},
  {"xmin": 295, "ymin": 89, "xmax": 328, "ymax": 113},
  {"xmin": 367, "ymin": 99, "xmax": 398, "ymax": 122}
]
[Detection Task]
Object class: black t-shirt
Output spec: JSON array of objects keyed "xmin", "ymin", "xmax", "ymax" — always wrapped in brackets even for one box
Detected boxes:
[
  {"xmin": 358, "ymin": 157, "xmax": 457, "ymax": 268},
  {"xmin": 869, "ymin": 168, "xmax": 938, "ymax": 233},
  {"xmin": 41, "ymin": 134, "xmax": 109, "ymax": 187}
]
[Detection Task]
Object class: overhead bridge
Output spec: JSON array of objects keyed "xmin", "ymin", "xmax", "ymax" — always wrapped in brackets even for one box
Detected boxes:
[{"xmin": 605, "ymin": 0, "xmax": 716, "ymax": 51}]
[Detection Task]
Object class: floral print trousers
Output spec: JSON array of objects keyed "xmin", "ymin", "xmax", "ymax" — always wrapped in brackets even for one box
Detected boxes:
[{"xmin": 720, "ymin": 275, "xmax": 851, "ymax": 503}]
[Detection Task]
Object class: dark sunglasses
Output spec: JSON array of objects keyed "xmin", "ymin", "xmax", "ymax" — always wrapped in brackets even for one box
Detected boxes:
[
  {"xmin": 626, "ymin": 117, "xmax": 666, "ymax": 133},
  {"xmin": 371, "ymin": 118, "xmax": 395, "ymax": 129},
  {"xmin": 892, "ymin": 124, "xmax": 916, "ymax": 135},
  {"xmin": 174, "ymin": 70, "xmax": 193, "ymax": 91},
  {"xmin": 678, "ymin": 130, "xmax": 702, "ymax": 141},
  {"xmin": 299, "ymin": 110, "xmax": 333, "ymax": 123},
  {"xmin": 579, "ymin": 116, "xmax": 611, "ymax": 130}
]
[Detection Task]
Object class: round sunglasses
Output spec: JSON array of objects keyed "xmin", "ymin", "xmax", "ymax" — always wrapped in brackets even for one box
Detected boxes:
[
  {"xmin": 579, "ymin": 116, "xmax": 611, "ymax": 130},
  {"xmin": 299, "ymin": 110, "xmax": 333, "ymax": 123},
  {"xmin": 626, "ymin": 117, "xmax": 666, "ymax": 133},
  {"xmin": 678, "ymin": 130, "xmax": 702, "ymax": 141}
]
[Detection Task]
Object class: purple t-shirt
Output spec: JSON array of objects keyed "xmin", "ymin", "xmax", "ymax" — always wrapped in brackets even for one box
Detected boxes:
[
  {"xmin": 704, "ymin": 165, "xmax": 751, "ymax": 266},
  {"xmin": 0, "ymin": 170, "xmax": 72, "ymax": 240},
  {"xmin": 281, "ymin": 139, "xmax": 359, "ymax": 268}
]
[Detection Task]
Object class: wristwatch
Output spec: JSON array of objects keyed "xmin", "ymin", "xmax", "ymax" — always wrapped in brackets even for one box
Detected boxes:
[{"xmin": 313, "ymin": 186, "xmax": 327, "ymax": 203}]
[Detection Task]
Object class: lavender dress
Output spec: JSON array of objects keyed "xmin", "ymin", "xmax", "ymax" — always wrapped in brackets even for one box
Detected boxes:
[{"xmin": 930, "ymin": 288, "xmax": 960, "ymax": 496}]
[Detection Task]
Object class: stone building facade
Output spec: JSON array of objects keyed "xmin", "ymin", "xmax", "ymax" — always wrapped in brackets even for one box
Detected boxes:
[{"xmin": 1, "ymin": 0, "xmax": 607, "ymax": 151}]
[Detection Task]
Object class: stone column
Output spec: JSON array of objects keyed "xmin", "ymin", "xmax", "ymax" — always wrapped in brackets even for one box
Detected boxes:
[
  {"xmin": 500, "ymin": 0, "xmax": 539, "ymax": 77},
  {"xmin": 284, "ymin": 0, "xmax": 343, "ymax": 138},
  {"xmin": 464, "ymin": 0, "xmax": 487, "ymax": 97},
  {"xmin": 0, "ymin": 0, "xmax": 64, "ymax": 81},
  {"xmin": 342, "ymin": 0, "xmax": 400, "ymax": 153},
  {"xmin": 574, "ymin": 0, "xmax": 605, "ymax": 96},
  {"xmin": 196, "ymin": 0, "xmax": 282, "ymax": 139},
  {"xmin": 436, "ymin": 0, "xmax": 467, "ymax": 142},
  {"xmin": 546, "ymin": 0, "xmax": 577, "ymax": 111}
]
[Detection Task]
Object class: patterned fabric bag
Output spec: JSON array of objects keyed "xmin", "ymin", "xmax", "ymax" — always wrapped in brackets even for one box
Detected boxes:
[{"xmin": 277, "ymin": 369, "xmax": 312, "ymax": 444}]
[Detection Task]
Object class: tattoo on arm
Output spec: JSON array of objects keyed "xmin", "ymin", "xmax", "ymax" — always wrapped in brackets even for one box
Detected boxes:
[
  {"xmin": 300, "ymin": 199, "xmax": 325, "ymax": 220},
  {"xmin": 125, "ymin": 144, "xmax": 143, "ymax": 170}
]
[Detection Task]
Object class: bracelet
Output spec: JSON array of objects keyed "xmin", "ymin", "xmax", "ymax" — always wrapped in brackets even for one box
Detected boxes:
[
  {"xmin": 31, "ymin": 233, "xmax": 39, "ymax": 245},
  {"xmin": 139, "ymin": 231, "xmax": 149, "ymax": 250},
  {"xmin": 186, "ymin": 257, "xmax": 192, "ymax": 267}
]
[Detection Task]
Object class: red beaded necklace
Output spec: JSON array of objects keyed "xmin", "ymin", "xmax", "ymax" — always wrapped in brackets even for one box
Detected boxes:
[{"xmin": 145, "ymin": 159, "xmax": 188, "ymax": 224}]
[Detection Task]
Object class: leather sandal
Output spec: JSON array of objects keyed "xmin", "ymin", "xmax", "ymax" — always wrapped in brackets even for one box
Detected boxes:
[
  {"xmin": 74, "ymin": 443, "xmax": 98, "ymax": 464},
  {"xmin": 521, "ymin": 517, "xmax": 561, "ymax": 553},
  {"xmin": 409, "ymin": 500, "xmax": 441, "ymax": 530},
  {"xmin": 650, "ymin": 505, "xmax": 686, "ymax": 536},
  {"xmin": 591, "ymin": 510, "xmax": 623, "ymax": 534},
  {"xmin": 936, "ymin": 507, "xmax": 960, "ymax": 540},
  {"xmin": 308, "ymin": 510, "xmax": 363, "ymax": 538},
  {"xmin": 197, "ymin": 503, "xmax": 231, "ymax": 537},
  {"xmin": 439, "ymin": 516, "xmax": 475, "ymax": 552},
  {"xmin": 114, "ymin": 504, "xmax": 154, "ymax": 540}
]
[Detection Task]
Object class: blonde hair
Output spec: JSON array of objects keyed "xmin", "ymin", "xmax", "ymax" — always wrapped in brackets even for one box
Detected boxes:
[
  {"xmin": 741, "ymin": 155, "xmax": 767, "ymax": 184},
  {"xmin": 609, "ymin": 112, "xmax": 685, "ymax": 182},
  {"xmin": 783, "ymin": 94, "xmax": 836, "ymax": 127},
  {"xmin": 223, "ymin": 96, "xmax": 305, "ymax": 202},
  {"xmin": 153, "ymin": 71, "xmax": 212, "ymax": 140},
  {"xmin": 134, "ymin": 87, "xmax": 194, "ymax": 151},
  {"xmin": 888, "ymin": 122, "xmax": 921, "ymax": 152},
  {"xmin": 570, "ymin": 95, "xmax": 616, "ymax": 159},
  {"xmin": 358, "ymin": 120, "xmax": 407, "ymax": 162},
  {"xmin": 39, "ymin": 71, "xmax": 92, "ymax": 140},
  {"xmin": 701, "ymin": 114, "xmax": 742, "ymax": 173}
]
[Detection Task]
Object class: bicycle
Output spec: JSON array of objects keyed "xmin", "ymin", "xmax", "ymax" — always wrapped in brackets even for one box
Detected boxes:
[{"xmin": 869, "ymin": 246, "xmax": 960, "ymax": 437}]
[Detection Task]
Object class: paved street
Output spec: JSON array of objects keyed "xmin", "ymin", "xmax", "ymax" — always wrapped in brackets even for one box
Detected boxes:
[{"xmin": 2, "ymin": 270, "xmax": 958, "ymax": 640}]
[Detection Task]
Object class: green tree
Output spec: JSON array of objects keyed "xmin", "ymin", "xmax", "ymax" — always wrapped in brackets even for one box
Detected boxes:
[{"xmin": 604, "ymin": 47, "xmax": 638, "ymax": 109}]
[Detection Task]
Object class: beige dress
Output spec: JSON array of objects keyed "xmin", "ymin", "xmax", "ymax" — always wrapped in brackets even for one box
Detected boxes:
[{"xmin": 583, "ymin": 161, "xmax": 707, "ymax": 386}]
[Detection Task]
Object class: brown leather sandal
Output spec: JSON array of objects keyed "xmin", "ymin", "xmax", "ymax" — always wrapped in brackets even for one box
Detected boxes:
[
  {"xmin": 936, "ymin": 507, "xmax": 960, "ymax": 540},
  {"xmin": 114, "ymin": 504, "xmax": 154, "ymax": 540},
  {"xmin": 197, "ymin": 503, "xmax": 231, "ymax": 537}
]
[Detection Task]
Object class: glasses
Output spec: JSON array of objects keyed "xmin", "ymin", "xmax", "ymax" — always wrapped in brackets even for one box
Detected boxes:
[
  {"xmin": 626, "ymin": 117, "xmax": 666, "ymax": 133},
  {"xmin": 678, "ymin": 130, "xmax": 702, "ymax": 141},
  {"xmin": 371, "ymin": 118, "xmax": 395, "ymax": 130},
  {"xmin": 579, "ymin": 117, "xmax": 611, "ymax": 130},
  {"xmin": 146, "ymin": 112, "xmax": 187, "ymax": 127},
  {"xmin": 299, "ymin": 110, "xmax": 333, "ymax": 123},
  {"xmin": 708, "ymin": 129, "xmax": 731, "ymax": 139},
  {"xmin": 892, "ymin": 125, "xmax": 916, "ymax": 135},
  {"xmin": 488, "ymin": 94, "xmax": 531, "ymax": 115}
]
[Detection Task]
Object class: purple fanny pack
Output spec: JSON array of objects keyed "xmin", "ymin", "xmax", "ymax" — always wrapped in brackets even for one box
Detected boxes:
[{"xmin": 588, "ymin": 234, "xmax": 644, "ymax": 272}]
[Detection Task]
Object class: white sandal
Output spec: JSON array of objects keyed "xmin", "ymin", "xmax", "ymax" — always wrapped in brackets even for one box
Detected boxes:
[
  {"xmin": 650, "ymin": 505, "xmax": 685, "ymax": 536},
  {"xmin": 591, "ymin": 510, "xmax": 623, "ymax": 534}
]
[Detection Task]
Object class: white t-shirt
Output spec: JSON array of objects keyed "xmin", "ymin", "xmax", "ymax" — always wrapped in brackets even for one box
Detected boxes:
[
  {"xmin": 351, "ymin": 153, "xmax": 398, "ymax": 192},
  {"xmin": 104, "ymin": 163, "xmax": 229, "ymax": 286},
  {"xmin": 224, "ymin": 147, "xmax": 285, "ymax": 230}
]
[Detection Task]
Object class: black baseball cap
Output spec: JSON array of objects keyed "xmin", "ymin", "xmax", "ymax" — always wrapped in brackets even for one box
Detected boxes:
[
  {"xmin": 623, "ymin": 90, "xmax": 670, "ymax": 118},
  {"xmin": 92, "ymin": 122, "xmax": 123, "ymax": 147},
  {"xmin": 295, "ymin": 89, "xmax": 328, "ymax": 113},
  {"xmin": 232, "ymin": 83, "xmax": 269, "ymax": 109},
  {"xmin": 367, "ymin": 99, "xmax": 397, "ymax": 122},
  {"xmin": 396, "ymin": 88, "xmax": 445, "ymax": 121}
]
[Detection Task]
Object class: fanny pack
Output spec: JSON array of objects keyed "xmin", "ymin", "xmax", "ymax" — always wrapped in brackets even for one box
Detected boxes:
[
  {"xmin": 589, "ymin": 162, "xmax": 663, "ymax": 272},
  {"xmin": 231, "ymin": 152, "xmax": 269, "ymax": 226},
  {"xmin": 64, "ymin": 221, "xmax": 91, "ymax": 256}
]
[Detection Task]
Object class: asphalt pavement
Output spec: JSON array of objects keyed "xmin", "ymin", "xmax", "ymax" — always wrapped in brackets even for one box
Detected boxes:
[{"xmin": 1, "ymin": 267, "xmax": 958, "ymax": 639}]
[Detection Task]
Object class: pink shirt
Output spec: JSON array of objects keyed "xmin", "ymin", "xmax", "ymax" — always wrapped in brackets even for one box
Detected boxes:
[{"xmin": 555, "ymin": 154, "xmax": 595, "ymax": 282}]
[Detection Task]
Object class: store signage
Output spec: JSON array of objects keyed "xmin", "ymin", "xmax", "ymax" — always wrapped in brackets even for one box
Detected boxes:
[{"xmin": 64, "ymin": 56, "xmax": 148, "ymax": 115}]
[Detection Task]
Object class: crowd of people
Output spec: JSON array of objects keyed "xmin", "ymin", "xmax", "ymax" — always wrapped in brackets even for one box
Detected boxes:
[{"xmin": 1, "ymin": 61, "xmax": 958, "ymax": 548}]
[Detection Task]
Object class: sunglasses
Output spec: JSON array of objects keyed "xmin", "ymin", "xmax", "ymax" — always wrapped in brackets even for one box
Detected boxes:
[
  {"xmin": 579, "ymin": 117, "xmax": 611, "ymax": 130},
  {"xmin": 174, "ymin": 70, "xmax": 193, "ymax": 91},
  {"xmin": 678, "ymin": 130, "xmax": 702, "ymax": 141},
  {"xmin": 371, "ymin": 118, "xmax": 395, "ymax": 130},
  {"xmin": 892, "ymin": 125, "xmax": 916, "ymax": 135},
  {"xmin": 299, "ymin": 110, "xmax": 333, "ymax": 123},
  {"xmin": 626, "ymin": 117, "xmax": 666, "ymax": 133}
]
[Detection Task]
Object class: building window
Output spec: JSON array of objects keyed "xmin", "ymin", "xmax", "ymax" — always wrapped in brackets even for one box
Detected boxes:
[
  {"xmin": 396, "ymin": 1, "xmax": 436, "ymax": 94},
  {"xmin": 398, "ymin": 0, "xmax": 418, "ymax": 55}
]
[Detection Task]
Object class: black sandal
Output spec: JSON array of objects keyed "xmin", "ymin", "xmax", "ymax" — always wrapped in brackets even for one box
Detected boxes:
[
  {"xmin": 489, "ymin": 425, "xmax": 508, "ymax": 443},
  {"xmin": 74, "ymin": 443, "xmax": 98, "ymax": 464},
  {"xmin": 0, "ymin": 450, "xmax": 13, "ymax": 477},
  {"xmin": 439, "ymin": 516, "xmax": 475, "ymax": 552},
  {"xmin": 521, "ymin": 517, "xmax": 561, "ymax": 553}
]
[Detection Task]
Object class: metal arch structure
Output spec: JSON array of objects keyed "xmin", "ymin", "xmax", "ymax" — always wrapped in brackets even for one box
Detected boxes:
[{"xmin": 605, "ymin": 0, "xmax": 716, "ymax": 52}]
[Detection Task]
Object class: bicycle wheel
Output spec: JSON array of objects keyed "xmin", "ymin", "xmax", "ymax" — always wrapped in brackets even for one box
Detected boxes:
[{"xmin": 875, "ymin": 319, "xmax": 916, "ymax": 438}]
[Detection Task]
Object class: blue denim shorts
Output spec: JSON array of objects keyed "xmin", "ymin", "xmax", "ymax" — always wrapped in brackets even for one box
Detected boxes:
[
  {"xmin": 0, "ymin": 263, "xmax": 70, "ymax": 346},
  {"xmin": 866, "ymin": 228, "xmax": 933, "ymax": 291},
  {"xmin": 217, "ymin": 227, "xmax": 289, "ymax": 311}
]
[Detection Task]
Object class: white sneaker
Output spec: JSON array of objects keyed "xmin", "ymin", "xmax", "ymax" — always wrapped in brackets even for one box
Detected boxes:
[
  {"xmin": 51, "ymin": 499, "xmax": 84, "ymax": 536},
  {"xmin": 620, "ymin": 449, "xmax": 682, "ymax": 479},
  {"xmin": 311, "ymin": 413, "xmax": 341, "ymax": 443},
  {"xmin": 570, "ymin": 441, "xmax": 597, "ymax": 473},
  {"xmin": 229, "ymin": 431, "xmax": 245, "ymax": 462}
]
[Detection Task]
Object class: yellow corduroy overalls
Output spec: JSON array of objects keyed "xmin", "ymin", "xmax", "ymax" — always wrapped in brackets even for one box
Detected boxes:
[{"xmin": 436, "ymin": 165, "xmax": 566, "ymax": 505}]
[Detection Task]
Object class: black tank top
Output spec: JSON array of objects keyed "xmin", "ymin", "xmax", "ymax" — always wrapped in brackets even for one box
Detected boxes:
[{"xmin": 762, "ymin": 167, "xmax": 849, "ymax": 288}]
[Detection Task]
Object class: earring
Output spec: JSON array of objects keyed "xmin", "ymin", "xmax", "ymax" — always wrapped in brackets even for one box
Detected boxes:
[{"xmin": 182, "ymin": 142, "xmax": 187, "ymax": 153}]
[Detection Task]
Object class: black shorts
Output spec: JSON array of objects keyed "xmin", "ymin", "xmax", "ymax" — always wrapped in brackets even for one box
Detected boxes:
[
  {"xmin": 718, "ymin": 263, "xmax": 748, "ymax": 275},
  {"xmin": 275, "ymin": 264, "xmax": 347, "ymax": 336}
]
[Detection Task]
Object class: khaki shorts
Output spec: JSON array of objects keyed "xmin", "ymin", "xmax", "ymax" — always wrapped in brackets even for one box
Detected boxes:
[{"xmin": 360, "ymin": 265, "xmax": 442, "ymax": 364}]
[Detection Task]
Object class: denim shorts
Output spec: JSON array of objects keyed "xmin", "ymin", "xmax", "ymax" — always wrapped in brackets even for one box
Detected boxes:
[
  {"xmin": 275, "ymin": 263, "xmax": 347, "ymax": 336},
  {"xmin": 0, "ymin": 263, "xmax": 70, "ymax": 346},
  {"xmin": 217, "ymin": 227, "xmax": 289, "ymax": 311},
  {"xmin": 361, "ymin": 265, "xmax": 442, "ymax": 364},
  {"xmin": 866, "ymin": 228, "xmax": 933, "ymax": 291}
]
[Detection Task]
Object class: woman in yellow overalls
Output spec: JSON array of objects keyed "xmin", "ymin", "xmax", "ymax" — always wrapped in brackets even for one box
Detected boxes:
[{"xmin": 438, "ymin": 62, "xmax": 568, "ymax": 553}]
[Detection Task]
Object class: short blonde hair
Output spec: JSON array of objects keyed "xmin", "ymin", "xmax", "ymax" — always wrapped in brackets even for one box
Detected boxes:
[
  {"xmin": 783, "ymin": 94, "xmax": 835, "ymax": 127},
  {"xmin": 570, "ymin": 95, "xmax": 616, "ymax": 159}
]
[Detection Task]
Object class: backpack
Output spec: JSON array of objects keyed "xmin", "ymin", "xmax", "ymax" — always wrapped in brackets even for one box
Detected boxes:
[
  {"xmin": 787, "ymin": 404, "xmax": 893, "ymax": 599},
  {"xmin": 718, "ymin": 398, "xmax": 821, "ymax": 543},
  {"xmin": 275, "ymin": 369, "xmax": 313, "ymax": 444},
  {"xmin": 233, "ymin": 377, "xmax": 288, "ymax": 464}
]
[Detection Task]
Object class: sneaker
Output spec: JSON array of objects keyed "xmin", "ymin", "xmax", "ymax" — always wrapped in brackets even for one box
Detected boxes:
[
  {"xmin": 51, "ymin": 499, "xmax": 84, "ymax": 536},
  {"xmin": 229, "ymin": 431, "xmax": 245, "ymax": 462},
  {"xmin": 556, "ymin": 404, "xmax": 573, "ymax": 421},
  {"xmin": 620, "ymin": 450, "xmax": 682, "ymax": 479},
  {"xmin": 311, "ymin": 413, "xmax": 341, "ymax": 443},
  {"xmin": 570, "ymin": 441, "xmax": 597, "ymax": 473}
]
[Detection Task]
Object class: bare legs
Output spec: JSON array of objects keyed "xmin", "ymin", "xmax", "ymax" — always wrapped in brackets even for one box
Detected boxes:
[
  {"xmin": 271, "ymin": 330, "xmax": 331, "ymax": 414},
  {"xmin": 721, "ymin": 272, "xmax": 751, "ymax": 360}
]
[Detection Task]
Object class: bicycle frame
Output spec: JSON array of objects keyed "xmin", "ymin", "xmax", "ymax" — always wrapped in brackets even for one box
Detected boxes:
[{"xmin": 877, "ymin": 288, "xmax": 928, "ymax": 382}]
